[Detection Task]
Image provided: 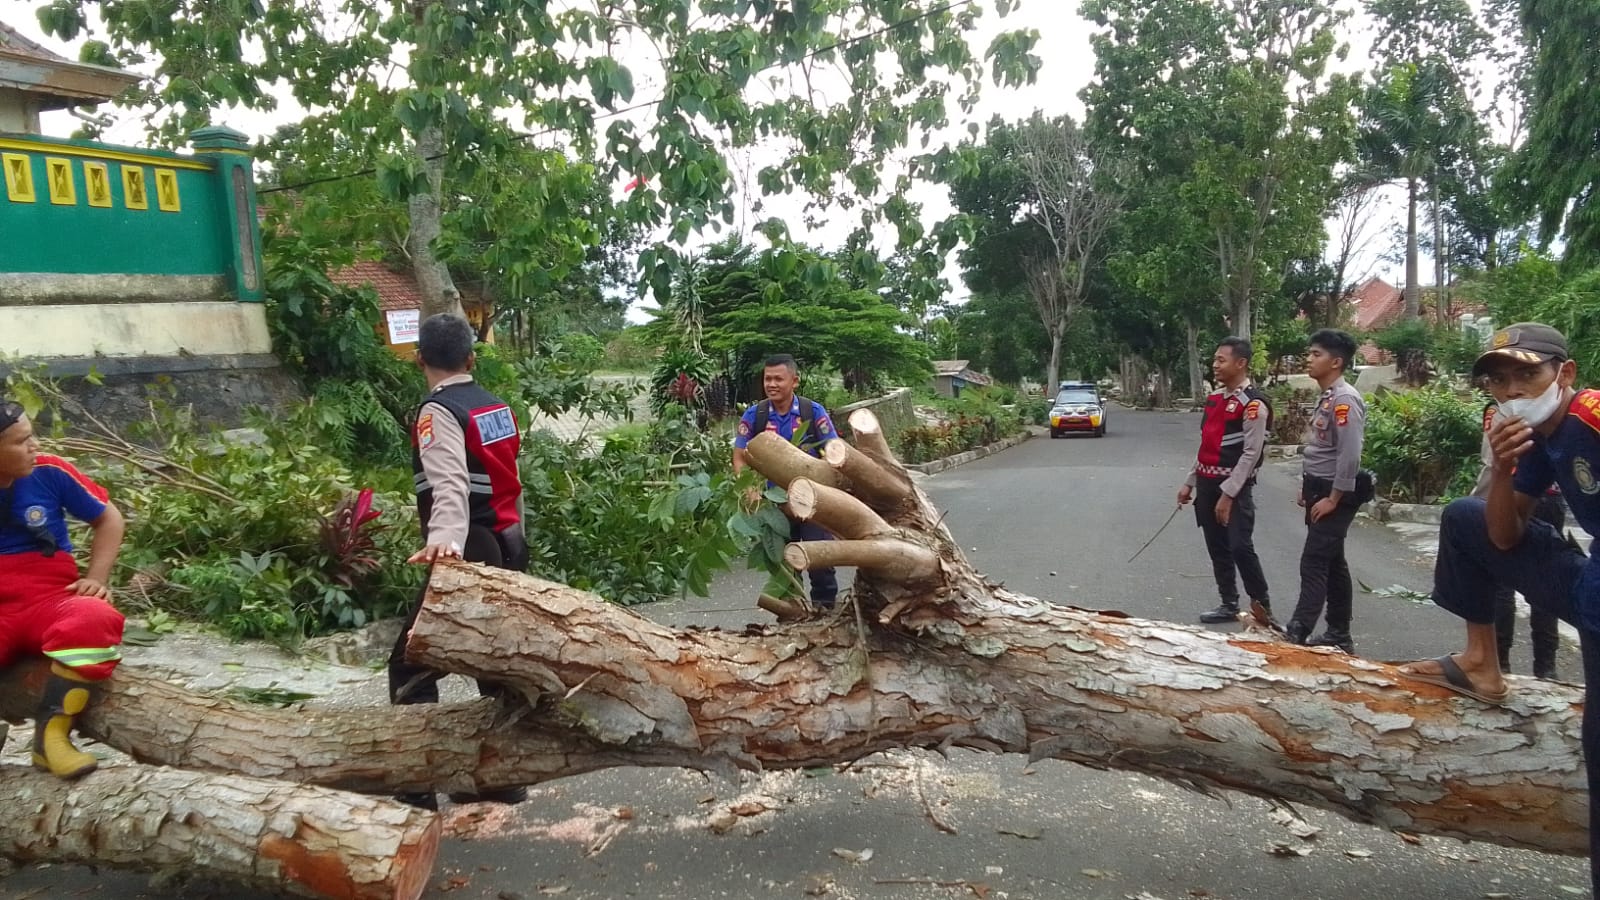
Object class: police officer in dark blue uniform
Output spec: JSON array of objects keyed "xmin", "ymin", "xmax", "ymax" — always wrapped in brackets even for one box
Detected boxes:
[
  {"xmin": 732, "ymin": 354, "xmax": 839, "ymax": 610},
  {"xmin": 1398, "ymin": 323, "xmax": 1600, "ymax": 894}
]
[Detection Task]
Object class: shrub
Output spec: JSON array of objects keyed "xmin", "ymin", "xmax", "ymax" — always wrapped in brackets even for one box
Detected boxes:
[
  {"xmin": 1262, "ymin": 383, "xmax": 1317, "ymax": 445},
  {"xmin": 1362, "ymin": 384, "xmax": 1482, "ymax": 503},
  {"xmin": 895, "ymin": 389, "xmax": 1024, "ymax": 462}
]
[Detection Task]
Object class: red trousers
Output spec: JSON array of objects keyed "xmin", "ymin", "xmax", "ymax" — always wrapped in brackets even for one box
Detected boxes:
[{"xmin": 0, "ymin": 552, "xmax": 124, "ymax": 680}]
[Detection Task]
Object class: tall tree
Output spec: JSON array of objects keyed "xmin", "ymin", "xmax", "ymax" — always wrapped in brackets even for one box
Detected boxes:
[
  {"xmin": 1012, "ymin": 116, "xmax": 1123, "ymax": 392},
  {"xmin": 1081, "ymin": 0, "xmax": 1357, "ymax": 340},
  {"xmin": 1499, "ymin": 1, "xmax": 1600, "ymax": 270},
  {"xmin": 1354, "ymin": 61, "xmax": 1481, "ymax": 320},
  {"xmin": 39, "ymin": 1, "xmax": 1041, "ymax": 321}
]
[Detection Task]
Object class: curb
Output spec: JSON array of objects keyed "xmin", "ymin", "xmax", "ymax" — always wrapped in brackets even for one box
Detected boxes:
[
  {"xmin": 1362, "ymin": 499, "xmax": 1443, "ymax": 525},
  {"xmin": 905, "ymin": 431, "xmax": 1033, "ymax": 476},
  {"xmin": 1265, "ymin": 444, "xmax": 1303, "ymax": 459}
]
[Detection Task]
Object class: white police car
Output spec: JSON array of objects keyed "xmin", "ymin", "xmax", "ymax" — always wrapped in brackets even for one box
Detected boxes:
[{"xmin": 1049, "ymin": 382, "xmax": 1106, "ymax": 438}]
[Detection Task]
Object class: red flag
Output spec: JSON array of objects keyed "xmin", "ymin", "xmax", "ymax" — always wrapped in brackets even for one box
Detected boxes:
[{"xmin": 623, "ymin": 174, "xmax": 647, "ymax": 192}]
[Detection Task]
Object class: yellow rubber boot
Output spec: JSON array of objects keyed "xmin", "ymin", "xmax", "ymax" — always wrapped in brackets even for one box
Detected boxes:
[{"xmin": 31, "ymin": 663, "xmax": 99, "ymax": 779}]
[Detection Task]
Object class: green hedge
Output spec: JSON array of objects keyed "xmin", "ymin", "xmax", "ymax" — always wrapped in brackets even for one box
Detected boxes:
[{"xmin": 1362, "ymin": 384, "xmax": 1482, "ymax": 503}]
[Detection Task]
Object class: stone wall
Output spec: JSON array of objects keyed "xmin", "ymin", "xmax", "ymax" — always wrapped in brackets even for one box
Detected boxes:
[
  {"xmin": 4, "ymin": 356, "xmax": 304, "ymax": 433},
  {"xmin": 834, "ymin": 387, "xmax": 915, "ymax": 445}
]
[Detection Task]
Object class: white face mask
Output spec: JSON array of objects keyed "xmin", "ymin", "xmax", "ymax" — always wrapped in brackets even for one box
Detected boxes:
[{"xmin": 1499, "ymin": 378, "xmax": 1566, "ymax": 427}]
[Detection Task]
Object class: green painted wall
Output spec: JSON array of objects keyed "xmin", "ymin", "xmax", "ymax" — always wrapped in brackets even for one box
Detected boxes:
[{"xmin": 0, "ymin": 131, "xmax": 263, "ymax": 300}]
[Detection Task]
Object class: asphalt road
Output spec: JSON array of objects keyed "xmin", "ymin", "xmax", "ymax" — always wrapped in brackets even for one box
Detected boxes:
[{"xmin": 6, "ymin": 409, "xmax": 1590, "ymax": 900}]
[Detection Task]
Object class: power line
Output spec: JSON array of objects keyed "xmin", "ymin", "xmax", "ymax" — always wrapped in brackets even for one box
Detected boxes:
[{"xmin": 256, "ymin": 0, "xmax": 975, "ymax": 196}]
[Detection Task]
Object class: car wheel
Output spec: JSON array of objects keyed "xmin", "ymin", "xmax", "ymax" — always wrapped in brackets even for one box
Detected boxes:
[
  {"xmin": 1050, "ymin": 429, "xmax": 1061, "ymax": 439},
  {"xmin": 1096, "ymin": 424, "xmax": 1106, "ymax": 437}
]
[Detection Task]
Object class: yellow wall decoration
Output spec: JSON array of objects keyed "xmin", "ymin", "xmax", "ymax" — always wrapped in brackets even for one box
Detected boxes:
[
  {"xmin": 122, "ymin": 165, "xmax": 149, "ymax": 210},
  {"xmin": 4, "ymin": 153, "xmax": 36, "ymax": 203},
  {"xmin": 84, "ymin": 162, "xmax": 113, "ymax": 208},
  {"xmin": 154, "ymin": 168, "xmax": 181, "ymax": 212},
  {"xmin": 46, "ymin": 157, "xmax": 77, "ymax": 206}
]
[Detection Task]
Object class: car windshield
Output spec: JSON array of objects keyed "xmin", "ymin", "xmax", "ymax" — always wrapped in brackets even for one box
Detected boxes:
[{"xmin": 1054, "ymin": 391, "xmax": 1098, "ymax": 406}]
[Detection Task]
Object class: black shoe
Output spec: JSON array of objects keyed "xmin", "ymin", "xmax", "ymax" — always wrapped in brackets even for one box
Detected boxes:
[
  {"xmin": 1308, "ymin": 630, "xmax": 1355, "ymax": 654},
  {"xmin": 1284, "ymin": 621, "xmax": 1311, "ymax": 645},
  {"xmin": 1199, "ymin": 604, "xmax": 1241, "ymax": 624},
  {"xmin": 448, "ymin": 786, "xmax": 528, "ymax": 805},
  {"xmin": 1534, "ymin": 666, "xmax": 1558, "ymax": 681},
  {"xmin": 395, "ymin": 792, "xmax": 438, "ymax": 811}
]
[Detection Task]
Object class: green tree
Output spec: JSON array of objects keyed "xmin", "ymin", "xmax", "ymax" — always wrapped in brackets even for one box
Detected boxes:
[
  {"xmin": 39, "ymin": 0, "xmax": 1041, "ymax": 319},
  {"xmin": 1499, "ymin": 1, "xmax": 1600, "ymax": 269},
  {"xmin": 1081, "ymin": 0, "xmax": 1357, "ymax": 344},
  {"xmin": 1355, "ymin": 60, "xmax": 1483, "ymax": 321}
]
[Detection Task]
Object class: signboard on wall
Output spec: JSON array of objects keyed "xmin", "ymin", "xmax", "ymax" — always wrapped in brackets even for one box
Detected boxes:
[{"xmin": 387, "ymin": 308, "xmax": 420, "ymax": 344}]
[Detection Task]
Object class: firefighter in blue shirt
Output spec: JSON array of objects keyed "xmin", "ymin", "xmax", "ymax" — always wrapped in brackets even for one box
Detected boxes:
[
  {"xmin": 1397, "ymin": 323, "xmax": 1600, "ymax": 894},
  {"xmin": 732, "ymin": 354, "xmax": 839, "ymax": 611}
]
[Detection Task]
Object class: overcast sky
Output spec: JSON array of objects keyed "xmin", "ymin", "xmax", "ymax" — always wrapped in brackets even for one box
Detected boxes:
[{"xmin": 4, "ymin": 0, "xmax": 1465, "ymax": 319}]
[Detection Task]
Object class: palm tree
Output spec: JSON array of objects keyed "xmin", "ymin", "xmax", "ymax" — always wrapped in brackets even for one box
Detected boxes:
[{"xmin": 1355, "ymin": 61, "xmax": 1482, "ymax": 320}]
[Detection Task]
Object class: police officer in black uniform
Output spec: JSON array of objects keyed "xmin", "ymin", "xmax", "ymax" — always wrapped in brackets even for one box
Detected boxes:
[
  {"xmin": 392, "ymin": 313, "xmax": 529, "ymax": 809},
  {"xmin": 1178, "ymin": 337, "xmax": 1273, "ymax": 624}
]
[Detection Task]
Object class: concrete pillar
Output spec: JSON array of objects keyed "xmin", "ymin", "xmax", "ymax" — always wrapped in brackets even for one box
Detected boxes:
[{"xmin": 190, "ymin": 125, "xmax": 264, "ymax": 302}]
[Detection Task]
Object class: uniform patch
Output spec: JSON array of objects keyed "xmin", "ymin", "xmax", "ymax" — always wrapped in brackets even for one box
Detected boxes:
[
  {"xmin": 473, "ymin": 406, "xmax": 518, "ymax": 445},
  {"xmin": 416, "ymin": 413, "xmax": 435, "ymax": 450},
  {"xmin": 737, "ymin": 420, "xmax": 751, "ymax": 438},
  {"xmin": 817, "ymin": 417, "xmax": 832, "ymax": 436},
  {"xmin": 1482, "ymin": 405, "xmax": 1497, "ymax": 434},
  {"xmin": 1575, "ymin": 457, "xmax": 1600, "ymax": 495},
  {"xmin": 24, "ymin": 506, "xmax": 46, "ymax": 526},
  {"xmin": 1226, "ymin": 400, "xmax": 1239, "ymax": 414},
  {"xmin": 1571, "ymin": 390, "xmax": 1600, "ymax": 436},
  {"xmin": 1334, "ymin": 404, "xmax": 1350, "ymax": 426},
  {"xmin": 1245, "ymin": 400, "xmax": 1261, "ymax": 420}
]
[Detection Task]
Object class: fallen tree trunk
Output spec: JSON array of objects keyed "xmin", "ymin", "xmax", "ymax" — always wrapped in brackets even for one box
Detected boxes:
[
  {"xmin": 2, "ymin": 407, "xmax": 1587, "ymax": 886},
  {"xmin": 0, "ymin": 660, "xmax": 709, "ymax": 796},
  {"xmin": 0, "ymin": 762, "xmax": 439, "ymax": 900}
]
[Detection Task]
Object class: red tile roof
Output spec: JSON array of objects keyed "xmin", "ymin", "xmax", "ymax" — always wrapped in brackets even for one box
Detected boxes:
[
  {"xmin": 1350, "ymin": 276, "xmax": 1405, "ymax": 331},
  {"xmin": 330, "ymin": 260, "xmax": 421, "ymax": 313}
]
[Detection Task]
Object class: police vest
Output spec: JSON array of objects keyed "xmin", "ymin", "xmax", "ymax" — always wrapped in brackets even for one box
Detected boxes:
[
  {"xmin": 410, "ymin": 381, "xmax": 524, "ymax": 535},
  {"xmin": 1195, "ymin": 387, "xmax": 1272, "ymax": 481}
]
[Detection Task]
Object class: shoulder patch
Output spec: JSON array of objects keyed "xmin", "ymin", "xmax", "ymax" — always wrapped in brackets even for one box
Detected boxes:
[
  {"xmin": 737, "ymin": 420, "xmax": 751, "ymax": 438},
  {"xmin": 1571, "ymin": 390, "xmax": 1600, "ymax": 436},
  {"xmin": 416, "ymin": 412, "xmax": 435, "ymax": 450},
  {"xmin": 1245, "ymin": 399, "xmax": 1262, "ymax": 420},
  {"xmin": 1482, "ymin": 405, "xmax": 1497, "ymax": 434},
  {"xmin": 1334, "ymin": 403, "xmax": 1351, "ymax": 426}
]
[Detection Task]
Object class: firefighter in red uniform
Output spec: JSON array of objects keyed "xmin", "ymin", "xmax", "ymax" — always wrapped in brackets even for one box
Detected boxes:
[
  {"xmin": 1177, "ymin": 337, "xmax": 1274, "ymax": 625},
  {"xmin": 0, "ymin": 399, "xmax": 127, "ymax": 779},
  {"xmin": 390, "ymin": 314, "xmax": 528, "ymax": 809}
]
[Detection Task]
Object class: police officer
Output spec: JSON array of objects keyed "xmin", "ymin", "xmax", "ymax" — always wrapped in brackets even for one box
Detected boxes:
[
  {"xmin": 1178, "ymin": 336, "xmax": 1273, "ymax": 625},
  {"xmin": 0, "ymin": 399, "xmax": 127, "ymax": 779},
  {"xmin": 732, "ymin": 354, "xmax": 839, "ymax": 611},
  {"xmin": 1286, "ymin": 329, "xmax": 1369, "ymax": 653},
  {"xmin": 1475, "ymin": 402, "xmax": 1563, "ymax": 680},
  {"xmin": 391, "ymin": 313, "xmax": 528, "ymax": 808}
]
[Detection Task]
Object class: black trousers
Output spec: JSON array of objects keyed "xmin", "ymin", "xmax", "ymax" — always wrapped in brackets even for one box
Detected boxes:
[
  {"xmin": 389, "ymin": 523, "xmax": 529, "ymax": 705},
  {"xmin": 1289, "ymin": 476, "xmax": 1359, "ymax": 632},
  {"xmin": 1493, "ymin": 494, "xmax": 1567, "ymax": 675},
  {"xmin": 1193, "ymin": 478, "xmax": 1269, "ymax": 607}
]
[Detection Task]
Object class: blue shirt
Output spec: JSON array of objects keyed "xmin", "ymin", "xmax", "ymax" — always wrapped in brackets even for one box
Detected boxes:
[
  {"xmin": 1515, "ymin": 390, "xmax": 1600, "ymax": 626},
  {"xmin": 0, "ymin": 455, "xmax": 109, "ymax": 556},
  {"xmin": 733, "ymin": 398, "xmax": 836, "ymax": 458}
]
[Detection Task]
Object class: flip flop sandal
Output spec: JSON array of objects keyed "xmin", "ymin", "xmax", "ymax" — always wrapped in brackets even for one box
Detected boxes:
[{"xmin": 1400, "ymin": 654, "xmax": 1509, "ymax": 704}]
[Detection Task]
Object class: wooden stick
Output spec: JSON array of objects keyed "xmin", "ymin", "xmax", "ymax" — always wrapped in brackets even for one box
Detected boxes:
[
  {"xmin": 787, "ymin": 478, "xmax": 894, "ymax": 539},
  {"xmin": 823, "ymin": 439, "xmax": 913, "ymax": 509},
  {"xmin": 744, "ymin": 431, "xmax": 843, "ymax": 490},
  {"xmin": 783, "ymin": 539, "xmax": 941, "ymax": 582}
]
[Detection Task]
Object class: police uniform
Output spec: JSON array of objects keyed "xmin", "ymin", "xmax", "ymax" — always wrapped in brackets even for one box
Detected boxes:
[
  {"xmin": 1474, "ymin": 403, "xmax": 1562, "ymax": 678},
  {"xmin": 389, "ymin": 373, "xmax": 528, "ymax": 707},
  {"xmin": 734, "ymin": 394, "xmax": 839, "ymax": 608},
  {"xmin": 1287, "ymin": 378, "xmax": 1367, "ymax": 649},
  {"xmin": 1184, "ymin": 382, "xmax": 1272, "ymax": 622},
  {"xmin": 0, "ymin": 452, "xmax": 125, "ymax": 778}
]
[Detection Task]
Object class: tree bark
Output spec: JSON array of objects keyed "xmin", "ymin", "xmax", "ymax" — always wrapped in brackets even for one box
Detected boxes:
[
  {"xmin": 406, "ymin": 122, "xmax": 465, "ymax": 322},
  {"xmin": 0, "ymin": 763, "xmax": 439, "ymax": 900},
  {"xmin": 1404, "ymin": 176, "xmax": 1421, "ymax": 319}
]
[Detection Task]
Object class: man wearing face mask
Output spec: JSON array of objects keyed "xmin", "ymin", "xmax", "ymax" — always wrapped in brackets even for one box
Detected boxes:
[{"xmin": 1397, "ymin": 323, "xmax": 1600, "ymax": 895}]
